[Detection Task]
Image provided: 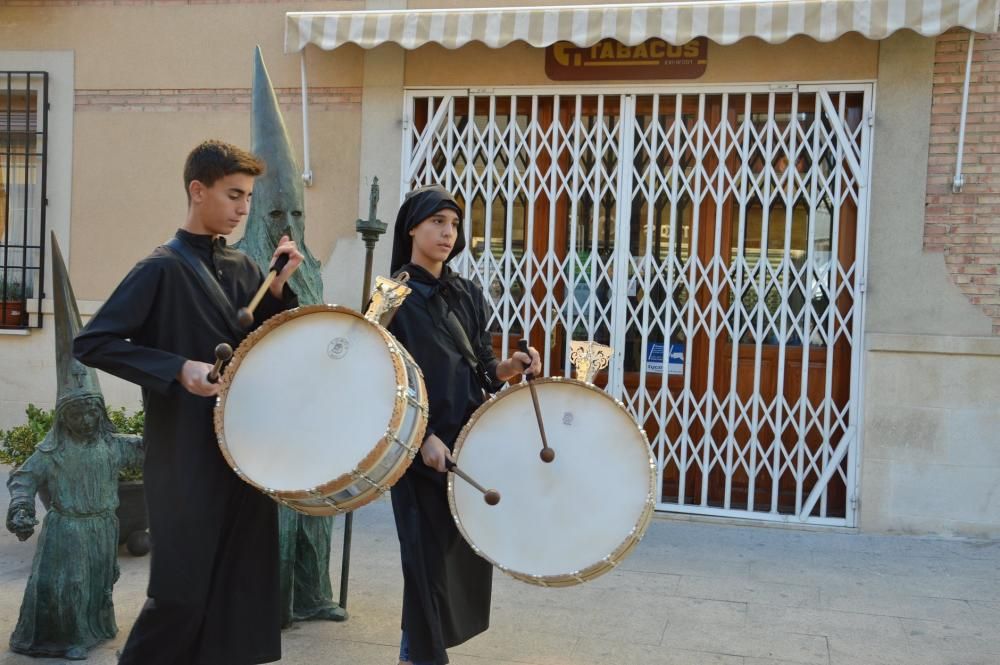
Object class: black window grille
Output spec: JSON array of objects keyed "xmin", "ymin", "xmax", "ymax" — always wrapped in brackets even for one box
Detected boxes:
[{"xmin": 1, "ymin": 71, "xmax": 48, "ymax": 330}]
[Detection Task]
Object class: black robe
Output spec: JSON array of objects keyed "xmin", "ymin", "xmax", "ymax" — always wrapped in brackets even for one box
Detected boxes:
[
  {"xmin": 73, "ymin": 229, "xmax": 296, "ymax": 665},
  {"xmin": 388, "ymin": 263, "xmax": 502, "ymax": 665}
]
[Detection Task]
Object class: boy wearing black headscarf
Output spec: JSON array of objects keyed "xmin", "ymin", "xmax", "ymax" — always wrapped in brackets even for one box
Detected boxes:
[{"xmin": 387, "ymin": 185, "xmax": 541, "ymax": 665}]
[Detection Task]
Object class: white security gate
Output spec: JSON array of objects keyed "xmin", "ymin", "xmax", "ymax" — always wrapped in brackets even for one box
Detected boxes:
[{"xmin": 403, "ymin": 85, "xmax": 872, "ymax": 526}]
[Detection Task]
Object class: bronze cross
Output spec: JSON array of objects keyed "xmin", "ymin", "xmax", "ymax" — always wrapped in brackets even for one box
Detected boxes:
[
  {"xmin": 71, "ymin": 362, "xmax": 88, "ymax": 389},
  {"xmin": 356, "ymin": 177, "xmax": 387, "ymax": 249}
]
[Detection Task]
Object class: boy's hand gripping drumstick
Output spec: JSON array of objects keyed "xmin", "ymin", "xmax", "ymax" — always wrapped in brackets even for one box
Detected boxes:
[
  {"xmin": 207, "ymin": 343, "xmax": 233, "ymax": 384},
  {"xmin": 446, "ymin": 460, "xmax": 500, "ymax": 506},
  {"xmin": 236, "ymin": 253, "xmax": 291, "ymax": 328}
]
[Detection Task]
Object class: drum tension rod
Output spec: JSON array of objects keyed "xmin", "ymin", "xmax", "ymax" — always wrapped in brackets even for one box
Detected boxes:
[
  {"xmin": 518, "ymin": 339, "xmax": 555, "ymax": 463},
  {"xmin": 446, "ymin": 460, "xmax": 500, "ymax": 506}
]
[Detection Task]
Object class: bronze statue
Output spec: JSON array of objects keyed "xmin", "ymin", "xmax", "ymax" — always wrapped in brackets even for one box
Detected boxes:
[
  {"xmin": 235, "ymin": 46, "xmax": 324, "ymax": 306},
  {"xmin": 233, "ymin": 46, "xmax": 345, "ymax": 626},
  {"xmin": 6, "ymin": 234, "xmax": 143, "ymax": 659}
]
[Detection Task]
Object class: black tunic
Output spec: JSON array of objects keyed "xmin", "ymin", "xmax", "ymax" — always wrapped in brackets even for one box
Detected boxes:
[
  {"xmin": 388, "ymin": 263, "xmax": 502, "ymax": 665},
  {"xmin": 73, "ymin": 229, "xmax": 296, "ymax": 665}
]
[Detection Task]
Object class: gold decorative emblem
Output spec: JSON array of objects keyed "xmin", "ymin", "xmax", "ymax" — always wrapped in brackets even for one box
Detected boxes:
[
  {"xmin": 569, "ymin": 341, "xmax": 612, "ymax": 384},
  {"xmin": 365, "ymin": 274, "xmax": 411, "ymax": 327}
]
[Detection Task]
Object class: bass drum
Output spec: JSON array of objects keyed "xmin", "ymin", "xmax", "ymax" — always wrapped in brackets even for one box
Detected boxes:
[
  {"xmin": 215, "ymin": 304, "xmax": 428, "ymax": 515},
  {"xmin": 449, "ymin": 377, "xmax": 655, "ymax": 587}
]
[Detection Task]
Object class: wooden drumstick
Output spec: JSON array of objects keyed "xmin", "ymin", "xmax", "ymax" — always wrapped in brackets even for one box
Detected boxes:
[
  {"xmin": 207, "ymin": 343, "xmax": 233, "ymax": 384},
  {"xmin": 445, "ymin": 459, "xmax": 500, "ymax": 506},
  {"xmin": 237, "ymin": 252, "xmax": 291, "ymax": 328},
  {"xmin": 518, "ymin": 339, "xmax": 554, "ymax": 463}
]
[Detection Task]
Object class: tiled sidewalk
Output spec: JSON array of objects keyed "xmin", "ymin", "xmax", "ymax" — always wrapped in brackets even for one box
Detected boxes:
[{"xmin": 2, "ymin": 475, "xmax": 998, "ymax": 665}]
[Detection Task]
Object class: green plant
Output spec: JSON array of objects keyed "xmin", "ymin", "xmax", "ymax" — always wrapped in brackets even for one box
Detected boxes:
[
  {"xmin": 0, "ymin": 404, "xmax": 53, "ymax": 469},
  {"xmin": 107, "ymin": 406, "xmax": 144, "ymax": 481},
  {"xmin": 0, "ymin": 403, "xmax": 144, "ymax": 481},
  {"xmin": 2, "ymin": 273, "xmax": 25, "ymax": 301}
]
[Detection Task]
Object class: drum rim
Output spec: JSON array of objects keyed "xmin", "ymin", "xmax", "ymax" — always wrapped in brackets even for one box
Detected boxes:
[
  {"xmin": 214, "ymin": 303, "xmax": 428, "ymax": 513},
  {"xmin": 447, "ymin": 376, "xmax": 657, "ymax": 587}
]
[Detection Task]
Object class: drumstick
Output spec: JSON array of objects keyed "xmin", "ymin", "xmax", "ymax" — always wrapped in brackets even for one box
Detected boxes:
[
  {"xmin": 445, "ymin": 459, "xmax": 500, "ymax": 506},
  {"xmin": 518, "ymin": 339, "xmax": 555, "ymax": 463},
  {"xmin": 237, "ymin": 252, "xmax": 291, "ymax": 328},
  {"xmin": 207, "ymin": 343, "xmax": 233, "ymax": 384}
]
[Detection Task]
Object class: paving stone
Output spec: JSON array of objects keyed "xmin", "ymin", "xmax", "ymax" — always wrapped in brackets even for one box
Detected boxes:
[
  {"xmin": 662, "ymin": 621, "xmax": 829, "ymax": 664},
  {"xmin": 676, "ymin": 574, "xmax": 820, "ymax": 608},
  {"xmin": 572, "ymin": 637, "xmax": 744, "ymax": 665},
  {"xmin": 2, "ymin": 467, "xmax": 1000, "ymax": 665},
  {"xmin": 901, "ymin": 617, "xmax": 1000, "ymax": 655}
]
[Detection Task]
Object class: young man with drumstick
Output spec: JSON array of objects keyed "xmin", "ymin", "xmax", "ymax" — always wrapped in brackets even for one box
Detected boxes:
[
  {"xmin": 387, "ymin": 184, "xmax": 542, "ymax": 665},
  {"xmin": 74, "ymin": 140, "xmax": 303, "ymax": 665}
]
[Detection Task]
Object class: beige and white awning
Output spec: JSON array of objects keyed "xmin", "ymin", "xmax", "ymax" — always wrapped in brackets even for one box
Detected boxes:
[{"xmin": 285, "ymin": 0, "xmax": 1000, "ymax": 52}]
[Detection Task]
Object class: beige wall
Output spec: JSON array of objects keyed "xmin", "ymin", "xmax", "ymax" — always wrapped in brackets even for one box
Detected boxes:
[
  {"xmin": 861, "ymin": 335, "xmax": 1000, "ymax": 537},
  {"xmin": 0, "ymin": 4, "xmax": 363, "ymax": 90},
  {"xmin": 861, "ymin": 31, "xmax": 1000, "ymax": 537},
  {"xmin": 0, "ymin": 3, "xmax": 364, "ymax": 428},
  {"xmin": 0, "ymin": 305, "xmax": 144, "ymax": 429},
  {"xmin": 70, "ymin": 105, "xmax": 361, "ymax": 299},
  {"xmin": 0, "ymin": 50, "xmax": 82, "ymax": 428},
  {"xmin": 866, "ymin": 31, "xmax": 992, "ymax": 337},
  {"xmin": 0, "ymin": 4, "xmax": 365, "ymax": 299},
  {"xmin": 326, "ymin": 42, "xmax": 407, "ymax": 308}
]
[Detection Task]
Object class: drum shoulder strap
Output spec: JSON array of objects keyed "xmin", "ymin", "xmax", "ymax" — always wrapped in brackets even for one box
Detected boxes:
[
  {"xmin": 408, "ymin": 280, "xmax": 497, "ymax": 395},
  {"xmin": 163, "ymin": 237, "xmax": 244, "ymax": 339}
]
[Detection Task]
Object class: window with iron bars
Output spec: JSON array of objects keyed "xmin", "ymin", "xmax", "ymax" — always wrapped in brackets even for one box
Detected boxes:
[{"xmin": 0, "ymin": 71, "xmax": 48, "ymax": 330}]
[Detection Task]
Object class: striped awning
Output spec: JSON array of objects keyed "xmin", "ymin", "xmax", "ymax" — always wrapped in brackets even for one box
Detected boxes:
[{"xmin": 285, "ymin": 0, "xmax": 1000, "ymax": 52}]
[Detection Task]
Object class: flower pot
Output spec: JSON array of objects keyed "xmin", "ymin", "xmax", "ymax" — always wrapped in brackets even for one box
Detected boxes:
[{"xmin": 1, "ymin": 300, "xmax": 27, "ymax": 328}]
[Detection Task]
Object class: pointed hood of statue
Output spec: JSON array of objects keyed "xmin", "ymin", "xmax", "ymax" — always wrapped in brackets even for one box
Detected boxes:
[
  {"xmin": 235, "ymin": 45, "xmax": 324, "ymax": 305},
  {"xmin": 51, "ymin": 232, "xmax": 102, "ymax": 409}
]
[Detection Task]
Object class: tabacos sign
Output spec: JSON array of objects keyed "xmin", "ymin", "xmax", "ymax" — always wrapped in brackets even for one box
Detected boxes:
[{"xmin": 545, "ymin": 38, "xmax": 708, "ymax": 81}]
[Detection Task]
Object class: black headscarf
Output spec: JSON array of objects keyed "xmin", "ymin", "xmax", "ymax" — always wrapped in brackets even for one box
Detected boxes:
[{"xmin": 390, "ymin": 185, "xmax": 465, "ymax": 275}]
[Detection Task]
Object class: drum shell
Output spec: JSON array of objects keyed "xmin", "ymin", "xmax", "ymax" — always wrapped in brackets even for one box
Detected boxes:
[
  {"xmin": 448, "ymin": 377, "xmax": 655, "ymax": 587},
  {"xmin": 214, "ymin": 304, "xmax": 428, "ymax": 516}
]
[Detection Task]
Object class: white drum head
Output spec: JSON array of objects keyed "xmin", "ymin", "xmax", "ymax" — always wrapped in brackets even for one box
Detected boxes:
[
  {"xmin": 452, "ymin": 380, "xmax": 653, "ymax": 580},
  {"xmin": 220, "ymin": 309, "xmax": 397, "ymax": 492}
]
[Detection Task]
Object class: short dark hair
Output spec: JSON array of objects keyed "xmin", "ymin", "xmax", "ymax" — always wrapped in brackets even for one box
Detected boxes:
[{"xmin": 183, "ymin": 140, "xmax": 265, "ymax": 200}]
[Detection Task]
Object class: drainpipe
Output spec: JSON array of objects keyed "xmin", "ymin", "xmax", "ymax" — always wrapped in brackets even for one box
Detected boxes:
[
  {"xmin": 953, "ymin": 31, "xmax": 975, "ymax": 194},
  {"xmin": 300, "ymin": 50, "xmax": 314, "ymax": 187}
]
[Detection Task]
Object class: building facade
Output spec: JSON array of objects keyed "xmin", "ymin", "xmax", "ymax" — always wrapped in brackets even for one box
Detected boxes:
[{"xmin": 1, "ymin": 0, "xmax": 998, "ymax": 537}]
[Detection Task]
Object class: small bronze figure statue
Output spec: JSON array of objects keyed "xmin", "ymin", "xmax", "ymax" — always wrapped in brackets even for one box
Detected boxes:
[{"xmin": 6, "ymin": 235, "xmax": 143, "ymax": 660}]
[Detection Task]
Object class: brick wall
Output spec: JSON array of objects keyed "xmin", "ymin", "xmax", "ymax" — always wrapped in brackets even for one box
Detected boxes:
[{"xmin": 926, "ymin": 29, "xmax": 1000, "ymax": 335}]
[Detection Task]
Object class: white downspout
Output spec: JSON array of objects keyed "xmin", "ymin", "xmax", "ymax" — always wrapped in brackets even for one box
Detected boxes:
[
  {"xmin": 300, "ymin": 50, "xmax": 314, "ymax": 187},
  {"xmin": 953, "ymin": 31, "xmax": 975, "ymax": 194}
]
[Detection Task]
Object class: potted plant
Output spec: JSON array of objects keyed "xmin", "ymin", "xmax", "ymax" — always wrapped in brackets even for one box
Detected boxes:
[
  {"xmin": 1, "ymin": 273, "xmax": 27, "ymax": 328},
  {"xmin": 0, "ymin": 403, "xmax": 149, "ymax": 555},
  {"xmin": 106, "ymin": 406, "xmax": 149, "ymax": 555}
]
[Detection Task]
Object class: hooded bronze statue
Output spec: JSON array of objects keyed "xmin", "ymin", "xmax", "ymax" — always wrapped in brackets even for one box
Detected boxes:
[
  {"xmin": 5, "ymin": 233, "xmax": 144, "ymax": 660},
  {"xmin": 235, "ymin": 48, "xmax": 324, "ymax": 305},
  {"xmin": 233, "ymin": 46, "xmax": 345, "ymax": 625}
]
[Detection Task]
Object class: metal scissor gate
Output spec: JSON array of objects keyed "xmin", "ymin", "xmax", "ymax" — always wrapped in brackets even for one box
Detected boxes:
[{"xmin": 403, "ymin": 84, "xmax": 872, "ymax": 526}]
